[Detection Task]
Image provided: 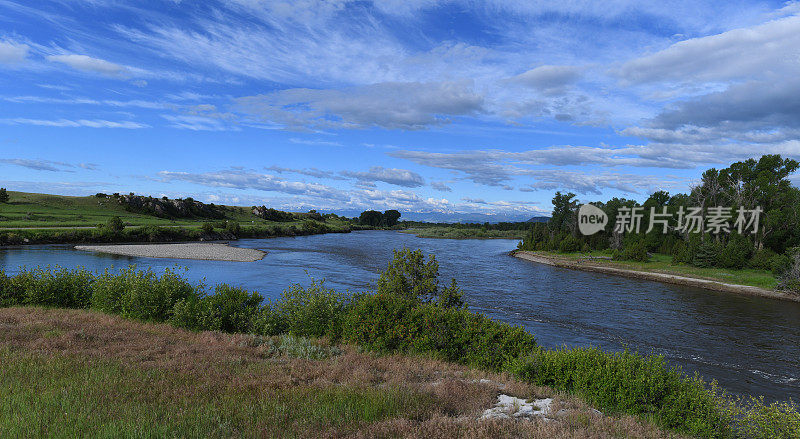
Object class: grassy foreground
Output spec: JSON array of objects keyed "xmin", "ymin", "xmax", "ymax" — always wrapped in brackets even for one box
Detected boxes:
[
  {"xmin": 1, "ymin": 256, "xmax": 798, "ymax": 438},
  {"xmin": 524, "ymin": 250, "xmax": 779, "ymax": 290},
  {"xmin": 0, "ymin": 307, "xmax": 677, "ymax": 438}
]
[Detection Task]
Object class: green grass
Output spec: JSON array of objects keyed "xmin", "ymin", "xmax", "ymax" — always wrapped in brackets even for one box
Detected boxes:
[
  {"xmin": 0, "ymin": 191, "xmax": 343, "ymax": 230},
  {"xmin": 531, "ymin": 250, "xmax": 779, "ymax": 290},
  {"xmin": 0, "ymin": 348, "xmax": 430, "ymax": 438},
  {"xmin": 402, "ymin": 227, "xmax": 527, "ymax": 239}
]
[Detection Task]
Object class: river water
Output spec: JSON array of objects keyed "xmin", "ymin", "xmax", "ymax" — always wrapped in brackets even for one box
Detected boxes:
[{"xmin": 1, "ymin": 231, "xmax": 798, "ymax": 401}]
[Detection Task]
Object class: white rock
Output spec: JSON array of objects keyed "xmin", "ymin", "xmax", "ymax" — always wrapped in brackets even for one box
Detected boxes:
[{"xmin": 479, "ymin": 395, "xmax": 554, "ymax": 420}]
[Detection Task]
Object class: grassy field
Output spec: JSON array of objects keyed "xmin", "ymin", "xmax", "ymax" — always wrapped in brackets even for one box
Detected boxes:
[
  {"xmin": 402, "ymin": 227, "xmax": 527, "ymax": 239},
  {"xmin": 530, "ymin": 250, "xmax": 778, "ymax": 290},
  {"xmin": 0, "ymin": 191, "xmax": 324, "ymax": 229},
  {"xmin": 0, "ymin": 307, "xmax": 679, "ymax": 439}
]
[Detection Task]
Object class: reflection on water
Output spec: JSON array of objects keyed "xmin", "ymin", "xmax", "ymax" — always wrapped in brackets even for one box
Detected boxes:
[{"xmin": 1, "ymin": 231, "xmax": 799, "ymax": 401}]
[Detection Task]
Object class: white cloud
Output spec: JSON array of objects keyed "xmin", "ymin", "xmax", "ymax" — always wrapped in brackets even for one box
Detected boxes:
[
  {"xmin": 236, "ymin": 81, "xmax": 484, "ymax": 129},
  {"xmin": 617, "ymin": 15, "xmax": 800, "ymax": 84},
  {"xmin": 0, "ymin": 158, "xmax": 99, "ymax": 172},
  {"xmin": 161, "ymin": 115, "xmax": 232, "ymax": 131},
  {"xmin": 157, "ymin": 169, "xmax": 350, "ymax": 201},
  {"xmin": 46, "ymin": 54, "xmax": 129, "ymax": 76},
  {"xmin": 509, "ymin": 65, "xmax": 583, "ymax": 95},
  {"xmin": 340, "ymin": 166, "xmax": 426, "ymax": 188},
  {"xmin": 0, "ymin": 40, "xmax": 29, "ymax": 64},
  {"xmin": 0, "ymin": 118, "xmax": 148, "ymax": 129}
]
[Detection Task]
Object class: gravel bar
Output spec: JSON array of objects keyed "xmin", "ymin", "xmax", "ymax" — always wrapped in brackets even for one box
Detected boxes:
[{"xmin": 74, "ymin": 243, "xmax": 265, "ymax": 262}]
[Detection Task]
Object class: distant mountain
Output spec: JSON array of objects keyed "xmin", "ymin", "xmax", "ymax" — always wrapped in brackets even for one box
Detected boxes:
[{"xmin": 526, "ymin": 216, "xmax": 550, "ymax": 223}]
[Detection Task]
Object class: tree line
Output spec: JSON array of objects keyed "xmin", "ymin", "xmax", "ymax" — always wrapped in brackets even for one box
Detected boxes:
[{"xmin": 520, "ymin": 155, "xmax": 800, "ymax": 290}]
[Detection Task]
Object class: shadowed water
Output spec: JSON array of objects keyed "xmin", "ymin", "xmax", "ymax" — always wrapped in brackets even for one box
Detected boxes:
[{"xmin": 1, "ymin": 230, "xmax": 798, "ymax": 401}]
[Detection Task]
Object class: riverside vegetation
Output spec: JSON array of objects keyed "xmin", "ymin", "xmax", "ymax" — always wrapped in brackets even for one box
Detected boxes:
[
  {"xmin": 0, "ymin": 190, "xmax": 363, "ymax": 245},
  {"xmin": 518, "ymin": 154, "xmax": 800, "ymax": 294},
  {"xmin": 1, "ymin": 248, "xmax": 798, "ymax": 438}
]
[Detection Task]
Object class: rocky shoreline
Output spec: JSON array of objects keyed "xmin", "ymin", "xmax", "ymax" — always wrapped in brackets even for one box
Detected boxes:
[
  {"xmin": 512, "ymin": 250, "xmax": 800, "ymax": 303},
  {"xmin": 75, "ymin": 243, "xmax": 266, "ymax": 262}
]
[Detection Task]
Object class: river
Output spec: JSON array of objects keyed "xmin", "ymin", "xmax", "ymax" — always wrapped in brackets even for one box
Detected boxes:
[{"xmin": 1, "ymin": 230, "xmax": 798, "ymax": 401}]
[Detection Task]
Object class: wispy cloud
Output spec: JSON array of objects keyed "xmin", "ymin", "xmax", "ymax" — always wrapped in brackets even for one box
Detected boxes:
[
  {"xmin": 0, "ymin": 118, "xmax": 148, "ymax": 128},
  {"xmin": 0, "ymin": 39, "xmax": 29, "ymax": 65},
  {"xmin": 340, "ymin": 166, "xmax": 426, "ymax": 188},
  {"xmin": 0, "ymin": 158, "xmax": 99, "ymax": 172}
]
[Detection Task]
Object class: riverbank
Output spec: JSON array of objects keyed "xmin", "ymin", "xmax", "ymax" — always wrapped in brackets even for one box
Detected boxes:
[
  {"xmin": 402, "ymin": 227, "xmax": 526, "ymax": 239},
  {"xmin": 75, "ymin": 243, "xmax": 266, "ymax": 262},
  {"xmin": 2, "ymin": 264, "xmax": 798, "ymax": 437},
  {"xmin": 0, "ymin": 221, "xmax": 357, "ymax": 246},
  {"xmin": 512, "ymin": 250, "xmax": 800, "ymax": 302}
]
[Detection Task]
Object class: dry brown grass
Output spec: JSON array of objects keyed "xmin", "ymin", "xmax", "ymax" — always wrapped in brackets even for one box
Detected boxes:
[{"xmin": 0, "ymin": 307, "xmax": 686, "ymax": 438}]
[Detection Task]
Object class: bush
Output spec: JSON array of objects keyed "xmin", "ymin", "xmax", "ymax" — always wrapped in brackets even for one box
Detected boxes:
[
  {"xmin": 749, "ymin": 249, "xmax": 777, "ymax": 270},
  {"xmin": 771, "ymin": 254, "xmax": 792, "ymax": 276},
  {"xmin": 12, "ymin": 266, "xmax": 94, "ymax": 308},
  {"xmin": 224, "ymin": 221, "xmax": 241, "ymax": 235},
  {"xmin": 693, "ymin": 240, "xmax": 723, "ymax": 268},
  {"xmin": 200, "ymin": 223, "xmax": 214, "ymax": 234},
  {"xmin": 719, "ymin": 234, "xmax": 752, "ymax": 269},
  {"xmin": 252, "ymin": 280, "xmax": 348, "ymax": 338},
  {"xmin": 0, "ymin": 270, "xmax": 23, "ymax": 307},
  {"xmin": 376, "ymin": 247, "xmax": 464, "ymax": 306},
  {"xmin": 613, "ymin": 240, "xmax": 649, "ymax": 262},
  {"xmin": 91, "ymin": 266, "xmax": 198, "ymax": 322},
  {"xmin": 340, "ymin": 293, "xmax": 536, "ymax": 371},
  {"xmin": 171, "ymin": 284, "xmax": 262, "ymax": 333},
  {"xmin": 507, "ymin": 347, "xmax": 731, "ymax": 437},
  {"xmin": 557, "ymin": 235, "xmax": 581, "ymax": 253},
  {"xmin": 105, "ymin": 216, "xmax": 125, "ymax": 233}
]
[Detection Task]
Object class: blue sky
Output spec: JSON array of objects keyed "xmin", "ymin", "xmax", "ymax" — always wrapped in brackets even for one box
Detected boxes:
[{"xmin": 1, "ymin": 0, "xmax": 799, "ymax": 221}]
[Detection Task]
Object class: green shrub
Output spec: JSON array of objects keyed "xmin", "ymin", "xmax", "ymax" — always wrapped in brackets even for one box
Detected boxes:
[
  {"xmin": 105, "ymin": 216, "xmax": 125, "ymax": 233},
  {"xmin": 91, "ymin": 266, "xmax": 198, "ymax": 322},
  {"xmin": 376, "ymin": 247, "xmax": 464, "ymax": 306},
  {"xmin": 507, "ymin": 347, "xmax": 731, "ymax": 437},
  {"xmin": 171, "ymin": 284, "xmax": 262, "ymax": 333},
  {"xmin": 225, "ymin": 221, "xmax": 241, "ymax": 235},
  {"xmin": 252, "ymin": 280, "xmax": 348, "ymax": 338},
  {"xmin": 718, "ymin": 234, "xmax": 752, "ymax": 269},
  {"xmin": 558, "ymin": 235, "xmax": 581, "ymax": 253},
  {"xmin": 200, "ymin": 223, "xmax": 214, "ymax": 234},
  {"xmin": 613, "ymin": 241, "xmax": 649, "ymax": 262},
  {"xmin": 726, "ymin": 396, "xmax": 800, "ymax": 439},
  {"xmin": 0, "ymin": 270, "xmax": 23, "ymax": 307},
  {"xmin": 771, "ymin": 254, "xmax": 792, "ymax": 276},
  {"xmin": 13, "ymin": 266, "xmax": 94, "ymax": 308},
  {"xmin": 693, "ymin": 240, "xmax": 723, "ymax": 268},
  {"xmin": 749, "ymin": 249, "xmax": 777, "ymax": 270},
  {"xmin": 340, "ymin": 293, "xmax": 536, "ymax": 371}
]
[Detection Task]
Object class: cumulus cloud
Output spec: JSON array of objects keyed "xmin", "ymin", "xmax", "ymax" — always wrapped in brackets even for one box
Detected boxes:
[
  {"xmin": 265, "ymin": 165, "xmax": 343, "ymax": 180},
  {"xmin": 651, "ymin": 79, "xmax": 800, "ymax": 130},
  {"xmin": 430, "ymin": 181, "xmax": 453, "ymax": 192},
  {"xmin": 617, "ymin": 15, "xmax": 800, "ymax": 84},
  {"xmin": 157, "ymin": 169, "xmax": 350, "ymax": 201},
  {"xmin": 509, "ymin": 65, "xmax": 583, "ymax": 95},
  {"xmin": 340, "ymin": 166, "xmax": 425, "ymax": 188},
  {"xmin": 522, "ymin": 170, "xmax": 682, "ymax": 195},
  {"xmin": 236, "ymin": 81, "xmax": 484, "ymax": 130},
  {"xmin": 0, "ymin": 40, "xmax": 29, "ymax": 64}
]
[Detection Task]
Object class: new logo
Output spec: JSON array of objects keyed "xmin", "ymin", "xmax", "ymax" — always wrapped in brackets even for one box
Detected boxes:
[{"xmin": 578, "ymin": 203, "xmax": 607, "ymax": 235}]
